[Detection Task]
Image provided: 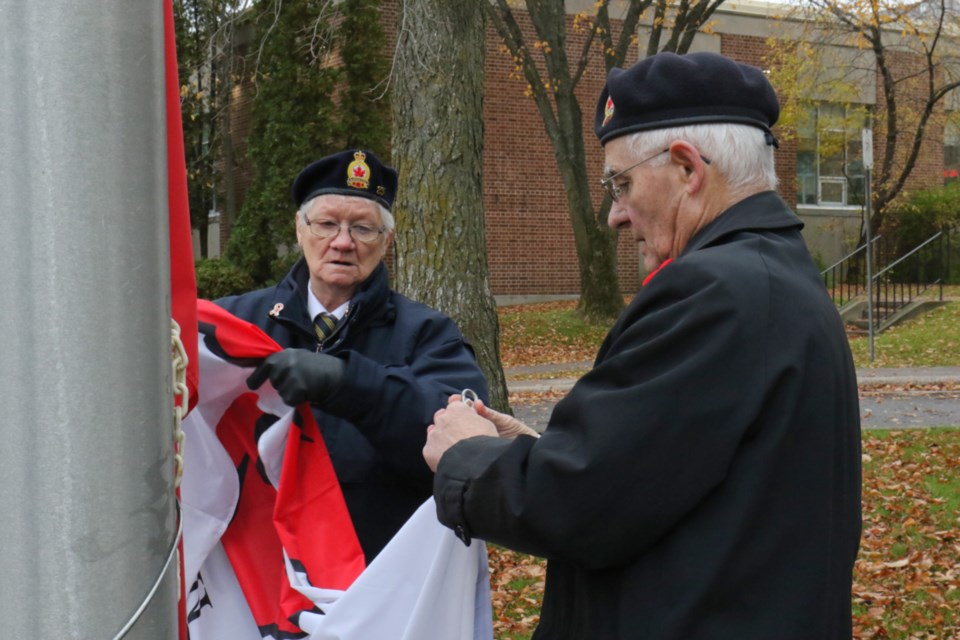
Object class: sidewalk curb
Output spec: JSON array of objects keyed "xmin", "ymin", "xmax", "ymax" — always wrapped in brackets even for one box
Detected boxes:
[{"xmin": 506, "ymin": 367, "xmax": 960, "ymax": 394}]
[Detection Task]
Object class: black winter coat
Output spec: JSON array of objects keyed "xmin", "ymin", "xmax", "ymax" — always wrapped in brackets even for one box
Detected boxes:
[
  {"xmin": 435, "ymin": 191, "xmax": 862, "ymax": 639},
  {"xmin": 218, "ymin": 259, "xmax": 488, "ymax": 562}
]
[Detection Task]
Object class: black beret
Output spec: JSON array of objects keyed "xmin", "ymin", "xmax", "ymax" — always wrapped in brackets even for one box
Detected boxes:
[
  {"xmin": 292, "ymin": 149, "xmax": 398, "ymax": 210},
  {"xmin": 595, "ymin": 52, "xmax": 780, "ymax": 146}
]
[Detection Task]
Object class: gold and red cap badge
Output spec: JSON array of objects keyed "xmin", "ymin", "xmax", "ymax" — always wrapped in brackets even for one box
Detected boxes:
[{"xmin": 346, "ymin": 151, "xmax": 371, "ymax": 190}]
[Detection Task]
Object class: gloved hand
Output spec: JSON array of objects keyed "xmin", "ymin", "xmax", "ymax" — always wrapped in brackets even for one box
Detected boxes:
[{"xmin": 247, "ymin": 349, "xmax": 345, "ymax": 407}]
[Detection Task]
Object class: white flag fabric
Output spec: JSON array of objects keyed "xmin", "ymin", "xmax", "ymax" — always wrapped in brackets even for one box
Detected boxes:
[{"xmin": 182, "ymin": 301, "xmax": 492, "ymax": 639}]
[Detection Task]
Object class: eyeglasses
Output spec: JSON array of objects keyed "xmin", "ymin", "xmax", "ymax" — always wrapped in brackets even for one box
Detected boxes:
[
  {"xmin": 600, "ymin": 148, "xmax": 712, "ymax": 202},
  {"xmin": 303, "ymin": 218, "xmax": 386, "ymax": 244}
]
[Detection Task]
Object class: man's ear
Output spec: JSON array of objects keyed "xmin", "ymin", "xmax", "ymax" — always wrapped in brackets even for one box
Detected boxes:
[
  {"xmin": 295, "ymin": 213, "xmax": 304, "ymax": 247},
  {"xmin": 382, "ymin": 230, "xmax": 395, "ymax": 256},
  {"xmin": 669, "ymin": 141, "xmax": 708, "ymax": 193}
]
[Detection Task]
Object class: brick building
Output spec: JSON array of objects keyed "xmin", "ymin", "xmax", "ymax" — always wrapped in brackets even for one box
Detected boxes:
[{"xmin": 206, "ymin": 0, "xmax": 955, "ymax": 300}]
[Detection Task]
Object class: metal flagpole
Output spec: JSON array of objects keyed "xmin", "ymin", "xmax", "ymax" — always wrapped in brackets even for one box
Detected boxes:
[{"xmin": 0, "ymin": 2, "xmax": 178, "ymax": 638}]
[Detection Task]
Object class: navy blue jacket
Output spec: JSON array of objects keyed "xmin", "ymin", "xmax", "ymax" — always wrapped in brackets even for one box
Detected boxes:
[
  {"xmin": 435, "ymin": 191, "xmax": 862, "ymax": 639},
  {"xmin": 218, "ymin": 259, "xmax": 488, "ymax": 562}
]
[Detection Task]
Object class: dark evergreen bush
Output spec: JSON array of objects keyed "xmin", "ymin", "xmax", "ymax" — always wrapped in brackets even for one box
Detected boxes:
[{"xmin": 195, "ymin": 258, "xmax": 257, "ymax": 300}]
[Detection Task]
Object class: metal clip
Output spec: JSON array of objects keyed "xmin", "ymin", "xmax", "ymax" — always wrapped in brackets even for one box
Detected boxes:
[{"xmin": 460, "ymin": 388, "xmax": 479, "ymax": 410}]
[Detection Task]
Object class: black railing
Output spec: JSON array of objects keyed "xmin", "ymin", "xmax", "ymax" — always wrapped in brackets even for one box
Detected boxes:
[
  {"xmin": 821, "ymin": 235, "xmax": 884, "ymax": 307},
  {"xmin": 869, "ymin": 229, "xmax": 949, "ymax": 328}
]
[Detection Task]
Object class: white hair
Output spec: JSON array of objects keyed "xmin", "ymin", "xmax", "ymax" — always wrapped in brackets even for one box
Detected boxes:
[
  {"xmin": 298, "ymin": 194, "xmax": 395, "ymax": 233},
  {"xmin": 623, "ymin": 123, "xmax": 778, "ymax": 194}
]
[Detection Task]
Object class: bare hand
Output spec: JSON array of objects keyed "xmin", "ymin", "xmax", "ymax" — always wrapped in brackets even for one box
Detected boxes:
[
  {"xmin": 452, "ymin": 395, "xmax": 539, "ymax": 440},
  {"xmin": 423, "ymin": 401, "xmax": 498, "ymax": 472}
]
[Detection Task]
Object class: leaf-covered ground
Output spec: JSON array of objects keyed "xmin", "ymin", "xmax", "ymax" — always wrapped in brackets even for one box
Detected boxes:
[
  {"xmin": 498, "ymin": 296, "xmax": 960, "ymax": 371},
  {"xmin": 854, "ymin": 429, "xmax": 960, "ymax": 638},
  {"xmin": 848, "ymin": 302, "xmax": 960, "ymax": 368},
  {"xmin": 497, "ymin": 300, "xmax": 611, "ymax": 368},
  {"xmin": 487, "ymin": 428, "xmax": 960, "ymax": 640}
]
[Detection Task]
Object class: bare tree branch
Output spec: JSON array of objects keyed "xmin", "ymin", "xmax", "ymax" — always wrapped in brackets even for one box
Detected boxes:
[{"xmin": 485, "ymin": 0, "xmax": 559, "ymax": 139}]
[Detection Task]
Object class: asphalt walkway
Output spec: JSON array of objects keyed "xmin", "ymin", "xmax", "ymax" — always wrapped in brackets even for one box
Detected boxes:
[
  {"xmin": 506, "ymin": 364, "xmax": 960, "ymax": 431},
  {"xmin": 505, "ymin": 363, "xmax": 960, "ymax": 393}
]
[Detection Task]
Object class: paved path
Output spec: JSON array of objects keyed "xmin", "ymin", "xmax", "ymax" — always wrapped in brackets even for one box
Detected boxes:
[{"xmin": 507, "ymin": 365, "xmax": 960, "ymax": 431}]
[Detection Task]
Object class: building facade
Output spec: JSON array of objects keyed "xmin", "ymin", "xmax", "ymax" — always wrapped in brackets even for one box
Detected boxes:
[{"xmin": 204, "ymin": 0, "xmax": 955, "ymax": 299}]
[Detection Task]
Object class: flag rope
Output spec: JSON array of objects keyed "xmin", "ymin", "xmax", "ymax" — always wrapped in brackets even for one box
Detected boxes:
[
  {"xmin": 108, "ymin": 319, "xmax": 189, "ymax": 639},
  {"xmin": 110, "ymin": 502, "xmax": 183, "ymax": 640},
  {"xmin": 171, "ymin": 318, "xmax": 188, "ymax": 488}
]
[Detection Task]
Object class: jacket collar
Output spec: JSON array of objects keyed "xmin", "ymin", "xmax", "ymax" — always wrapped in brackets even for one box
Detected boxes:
[
  {"xmin": 275, "ymin": 258, "xmax": 393, "ymax": 328},
  {"xmin": 682, "ymin": 191, "xmax": 803, "ymax": 257}
]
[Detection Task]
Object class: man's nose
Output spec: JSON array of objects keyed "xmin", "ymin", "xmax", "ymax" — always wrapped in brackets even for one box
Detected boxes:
[
  {"xmin": 329, "ymin": 225, "xmax": 356, "ymax": 247},
  {"xmin": 607, "ymin": 201, "xmax": 628, "ymax": 230}
]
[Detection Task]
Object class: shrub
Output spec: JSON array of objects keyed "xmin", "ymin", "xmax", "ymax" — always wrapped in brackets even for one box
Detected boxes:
[
  {"xmin": 195, "ymin": 259, "xmax": 257, "ymax": 300},
  {"xmin": 883, "ymin": 184, "xmax": 960, "ymax": 284}
]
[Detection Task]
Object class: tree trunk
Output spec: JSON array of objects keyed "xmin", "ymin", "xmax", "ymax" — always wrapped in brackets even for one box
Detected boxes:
[
  {"xmin": 551, "ymin": 85, "xmax": 623, "ymax": 322},
  {"xmin": 391, "ymin": 0, "xmax": 510, "ymax": 411},
  {"xmin": 221, "ymin": 73, "xmax": 237, "ymax": 240}
]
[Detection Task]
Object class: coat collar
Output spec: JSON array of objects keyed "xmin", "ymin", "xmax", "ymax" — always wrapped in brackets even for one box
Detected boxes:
[
  {"xmin": 274, "ymin": 258, "xmax": 393, "ymax": 328},
  {"xmin": 682, "ymin": 191, "xmax": 803, "ymax": 257}
]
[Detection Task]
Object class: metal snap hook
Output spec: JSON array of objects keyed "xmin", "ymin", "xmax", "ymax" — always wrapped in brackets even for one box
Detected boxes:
[{"xmin": 460, "ymin": 388, "xmax": 479, "ymax": 409}]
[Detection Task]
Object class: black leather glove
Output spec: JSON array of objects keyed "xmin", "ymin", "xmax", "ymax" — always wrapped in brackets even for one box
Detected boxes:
[{"xmin": 247, "ymin": 349, "xmax": 346, "ymax": 407}]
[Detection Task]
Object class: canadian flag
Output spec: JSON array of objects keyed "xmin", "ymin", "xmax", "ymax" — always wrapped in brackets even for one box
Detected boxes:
[{"xmin": 181, "ymin": 301, "xmax": 493, "ymax": 639}]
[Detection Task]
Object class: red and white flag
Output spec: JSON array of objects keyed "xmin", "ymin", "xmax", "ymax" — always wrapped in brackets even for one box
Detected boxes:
[{"xmin": 182, "ymin": 301, "xmax": 493, "ymax": 639}]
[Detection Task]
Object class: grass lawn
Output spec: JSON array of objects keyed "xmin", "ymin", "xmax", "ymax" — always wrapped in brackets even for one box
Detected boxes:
[
  {"xmin": 848, "ymin": 301, "xmax": 960, "ymax": 368},
  {"xmin": 498, "ymin": 297, "xmax": 960, "ymax": 371},
  {"xmin": 491, "ymin": 297, "xmax": 960, "ymax": 639}
]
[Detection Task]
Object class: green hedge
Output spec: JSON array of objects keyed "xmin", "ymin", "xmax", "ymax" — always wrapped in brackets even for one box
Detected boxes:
[
  {"xmin": 884, "ymin": 184, "xmax": 960, "ymax": 284},
  {"xmin": 195, "ymin": 259, "xmax": 257, "ymax": 300}
]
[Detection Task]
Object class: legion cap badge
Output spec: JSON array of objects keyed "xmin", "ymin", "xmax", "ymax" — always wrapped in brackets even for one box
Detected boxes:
[
  {"xmin": 602, "ymin": 96, "xmax": 615, "ymax": 126},
  {"xmin": 346, "ymin": 151, "xmax": 371, "ymax": 190}
]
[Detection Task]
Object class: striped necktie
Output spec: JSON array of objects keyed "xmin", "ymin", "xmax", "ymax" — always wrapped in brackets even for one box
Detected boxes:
[{"xmin": 314, "ymin": 312, "xmax": 338, "ymax": 342}]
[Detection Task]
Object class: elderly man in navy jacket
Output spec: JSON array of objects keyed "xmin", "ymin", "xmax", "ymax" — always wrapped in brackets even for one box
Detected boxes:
[
  {"xmin": 425, "ymin": 52, "xmax": 862, "ymax": 639},
  {"xmin": 220, "ymin": 149, "xmax": 488, "ymax": 562}
]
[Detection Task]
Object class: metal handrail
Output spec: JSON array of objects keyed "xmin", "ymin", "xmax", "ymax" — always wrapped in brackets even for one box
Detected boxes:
[
  {"xmin": 872, "ymin": 231, "xmax": 944, "ymax": 279},
  {"xmin": 867, "ymin": 229, "xmax": 949, "ymax": 329},
  {"xmin": 821, "ymin": 235, "xmax": 884, "ymax": 307},
  {"xmin": 822, "ymin": 235, "xmax": 877, "ymax": 274},
  {"xmin": 820, "ymin": 229, "xmax": 951, "ymax": 333}
]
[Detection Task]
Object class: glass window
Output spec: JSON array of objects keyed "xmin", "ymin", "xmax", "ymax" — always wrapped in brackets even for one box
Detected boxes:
[
  {"xmin": 820, "ymin": 179, "xmax": 846, "ymax": 204},
  {"xmin": 796, "ymin": 103, "xmax": 868, "ymax": 207},
  {"xmin": 945, "ymin": 120, "xmax": 960, "ymax": 184}
]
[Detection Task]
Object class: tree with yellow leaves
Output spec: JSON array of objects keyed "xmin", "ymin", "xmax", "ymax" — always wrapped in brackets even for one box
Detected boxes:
[{"xmin": 767, "ymin": 0, "xmax": 960, "ymax": 239}]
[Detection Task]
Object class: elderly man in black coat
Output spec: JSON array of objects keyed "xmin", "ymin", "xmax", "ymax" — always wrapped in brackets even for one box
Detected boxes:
[
  {"xmin": 220, "ymin": 149, "xmax": 488, "ymax": 563},
  {"xmin": 425, "ymin": 52, "xmax": 862, "ymax": 639}
]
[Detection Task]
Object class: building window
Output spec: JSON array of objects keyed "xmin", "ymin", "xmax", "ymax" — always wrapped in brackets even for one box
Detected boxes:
[
  {"xmin": 945, "ymin": 121, "xmax": 960, "ymax": 184},
  {"xmin": 797, "ymin": 103, "xmax": 867, "ymax": 207}
]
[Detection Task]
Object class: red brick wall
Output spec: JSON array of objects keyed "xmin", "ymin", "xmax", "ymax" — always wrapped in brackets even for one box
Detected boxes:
[{"xmin": 481, "ymin": 11, "xmax": 642, "ymax": 296}]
